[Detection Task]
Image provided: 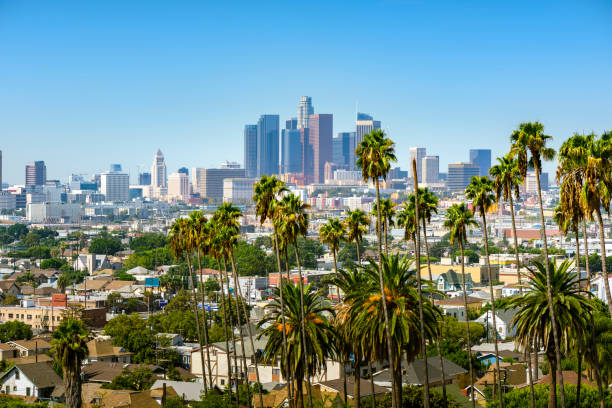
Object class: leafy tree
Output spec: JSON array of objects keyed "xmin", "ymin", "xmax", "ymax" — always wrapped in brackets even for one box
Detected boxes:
[
  {"xmin": 7, "ymin": 224, "xmax": 28, "ymax": 240},
  {"xmin": 112, "ymin": 270, "xmax": 137, "ymax": 281},
  {"xmin": 0, "ymin": 321, "xmax": 33, "ymax": 342},
  {"xmin": 337, "ymin": 242, "xmax": 358, "ymax": 270},
  {"xmin": 486, "ymin": 384, "xmax": 612, "ymax": 408},
  {"xmin": 101, "ymin": 367, "xmax": 155, "ymax": 391},
  {"xmin": 41, "ymin": 258, "xmax": 66, "ymax": 269},
  {"xmin": 103, "ymin": 314, "xmax": 155, "ymax": 363},
  {"xmin": 88, "ymin": 234, "xmax": 123, "ymax": 255},
  {"xmin": 129, "ymin": 233, "xmax": 168, "ymax": 252},
  {"xmin": 123, "ymin": 246, "xmax": 174, "ymax": 270},
  {"xmin": 364, "ymin": 385, "xmax": 461, "ymax": 408},
  {"xmin": 1, "ymin": 294, "xmax": 19, "ymax": 306},
  {"xmin": 284, "ymin": 238, "xmax": 325, "ymax": 269},
  {"xmin": 106, "ymin": 293, "xmax": 124, "ymax": 313},
  {"xmin": 23, "ymin": 232, "xmax": 41, "ymax": 248},
  {"xmin": 232, "ymin": 241, "xmax": 276, "ymax": 276},
  {"xmin": 0, "ymin": 396, "xmax": 49, "ymax": 408}
]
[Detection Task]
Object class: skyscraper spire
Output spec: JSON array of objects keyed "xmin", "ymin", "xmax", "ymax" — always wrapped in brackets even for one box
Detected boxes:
[
  {"xmin": 297, "ymin": 96, "xmax": 314, "ymax": 129},
  {"xmin": 151, "ymin": 149, "xmax": 167, "ymax": 188}
]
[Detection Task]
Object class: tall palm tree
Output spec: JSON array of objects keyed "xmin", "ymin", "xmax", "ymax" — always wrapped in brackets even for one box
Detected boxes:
[
  {"xmin": 443, "ymin": 203, "xmax": 478, "ymax": 408},
  {"xmin": 51, "ymin": 318, "xmax": 89, "ymax": 408},
  {"xmin": 57, "ymin": 273, "xmax": 70, "ymax": 294},
  {"xmin": 371, "ymin": 198, "xmax": 396, "ymax": 255},
  {"xmin": 258, "ymin": 283, "xmax": 336, "ymax": 408},
  {"xmin": 489, "ymin": 154, "xmax": 536, "ymax": 407},
  {"xmin": 252, "ymin": 175, "xmax": 293, "ymax": 402},
  {"xmin": 510, "ymin": 121, "xmax": 565, "ymax": 407},
  {"xmin": 169, "ymin": 218, "xmax": 207, "ymax": 393},
  {"xmin": 319, "ymin": 218, "xmax": 346, "ymax": 300},
  {"xmin": 503, "ymin": 260, "xmax": 593, "ymax": 408},
  {"xmin": 190, "ymin": 211, "xmax": 214, "ymax": 389},
  {"xmin": 214, "ymin": 203, "xmax": 264, "ymax": 408},
  {"xmin": 344, "ymin": 209, "xmax": 370, "ymax": 266},
  {"xmin": 346, "ymin": 254, "xmax": 440, "ymax": 405},
  {"xmin": 356, "ymin": 129, "xmax": 399, "ymax": 408},
  {"xmin": 465, "ymin": 176, "xmax": 504, "ymax": 407},
  {"xmin": 276, "ymin": 193, "xmax": 313, "ymax": 407}
]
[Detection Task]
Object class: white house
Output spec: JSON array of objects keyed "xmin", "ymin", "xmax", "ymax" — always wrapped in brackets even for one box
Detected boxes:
[
  {"xmin": 475, "ymin": 309, "xmax": 517, "ymax": 340},
  {"xmin": 591, "ymin": 274, "xmax": 612, "ymax": 304},
  {"xmin": 73, "ymin": 254, "xmax": 110, "ymax": 273},
  {"xmin": 0, "ymin": 362, "xmax": 63, "ymax": 400}
]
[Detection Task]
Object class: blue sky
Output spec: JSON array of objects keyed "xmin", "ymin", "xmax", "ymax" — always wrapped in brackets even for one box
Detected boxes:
[{"xmin": 1, "ymin": 0, "xmax": 611, "ymax": 184}]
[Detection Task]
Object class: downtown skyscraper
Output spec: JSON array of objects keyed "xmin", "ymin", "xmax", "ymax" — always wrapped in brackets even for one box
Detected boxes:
[
  {"xmin": 305, "ymin": 114, "xmax": 333, "ymax": 183},
  {"xmin": 244, "ymin": 124, "xmax": 258, "ymax": 177},
  {"xmin": 297, "ymin": 96, "xmax": 314, "ymax": 129},
  {"xmin": 469, "ymin": 149, "xmax": 492, "ymax": 177},
  {"xmin": 151, "ymin": 149, "xmax": 167, "ymax": 188},
  {"xmin": 256, "ymin": 114, "xmax": 280, "ymax": 176},
  {"xmin": 281, "ymin": 118, "xmax": 302, "ymax": 174},
  {"xmin": 354, "ymin": 113, "xmax": 381, "ymax": 169},
  {"xmin": 409, "ymin": 147, "xmax": 426, "ymax": 180},
  {"xmin": 25, "ymin": 161, "xmax": 46, "ymax": 186}
]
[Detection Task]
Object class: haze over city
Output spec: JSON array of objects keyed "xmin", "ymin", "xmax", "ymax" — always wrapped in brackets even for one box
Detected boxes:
[{"xmin": 1, "ymin": 0, "xmax": 611, "ymax": 183}]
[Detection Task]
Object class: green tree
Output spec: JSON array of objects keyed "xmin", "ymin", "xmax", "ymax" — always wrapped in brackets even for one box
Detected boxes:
[
  {"xmin": 130, "ymin": 233, "xmax": 168, "ymax": 251},
  {"xmin": 23, "ymin": 231, "xmax": 41, "ymax": 248},
  {"xmin": 103, "ymin": 314, "xmax": 155, "ymax": 363},
  {"xmin": 40, "ymin": 257, "xmax": 65, "ymax": 269},
  {"xmin": 344, "ymin": 209, "xmax": 370, "ymax": 265},
  {"xmin": 88, "ymin": 234, "xmax": 122, "ymax": 255},
  {"xmin": 0, "ymin": 321, "xmax": 33, "ymax": 342},
  {"xmin": 51, "ymin": 318, "xmax": 89, "ymax": 408},
  {"xmin": 319, "ymin": 218, "xmax": 346, "ymax": 299},
  {"xmin": 101, "ymin": 367, "xmax": 155, "ymax": 391},
  {"xmin": 258, "ymin": 283, "xmax": 336, "ymax": 408},
  {"xmin": 356, "ymin": 128, "xmax": 399, "ymax": 408},
  {"xmin": 7, "ymin": 224, "xmax": 28, "ymax": 240}
]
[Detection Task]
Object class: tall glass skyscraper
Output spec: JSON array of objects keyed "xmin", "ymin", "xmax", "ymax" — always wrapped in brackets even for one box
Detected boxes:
[
  {"xmin": 257, "ymin": 115, "xmax": 280, "ymax": 176},
  {"xmin": 469, "ymin": 149, "xmax": 492, "ymax": 177},
  {"xmin": 281, "ymin": 118, "xmax": 302, "ymax": 173},
  {"xmin": 244, "ymin": 124, "xmax": 258, "ymax": 178},
  {"xmin": 333, "ymin": 132, "xmax": 354, "ymax": 167},
  {"xmin": 355, "ymin": 113, "xmax": 381, "ymax": 169},
  {"xmin": 307, "ymin": 114, "xmax": 333, "ymax": 183},
  {"xmin": 297, "ymin": 96, "xmax": 314, "ymax": 129}
]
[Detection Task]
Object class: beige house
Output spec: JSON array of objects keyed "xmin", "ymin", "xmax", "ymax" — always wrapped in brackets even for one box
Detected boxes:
[{"xmin": 86, "ymin": 339, "xmax": 132, "ymax": 363}]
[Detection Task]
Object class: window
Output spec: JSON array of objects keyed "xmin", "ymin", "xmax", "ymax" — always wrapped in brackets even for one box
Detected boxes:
[
  {"xmin": 5, "ymin": 386, "xmax": 9, "ymax": 394},
  {"xmin": 13, "ymin": 386, "xmax": 17, "ymax": 391},
  {"xmin": 15, "ymin": 371, "xmax": 19, "ymax": 380},
  {"xmin": 27, "ymin": 315, "xmax": 32, "ymax": 320},
  {"xmin": 8, "ymin": 314, "xmax": 13, "ymax": 318},
  {"xmin": 272, "ymin": 368, "xmax": 281, "ymax": 375},
  {"xmin": 221, "ymin": 379, "xmax": 225, "ymax": 385},
  {"xmin": 26, "ymin": 387, "xmax": 30, "ymax": 396}
]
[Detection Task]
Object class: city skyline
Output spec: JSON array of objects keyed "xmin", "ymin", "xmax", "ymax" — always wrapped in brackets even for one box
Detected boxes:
[{"xmin": 1, "ymin": 1, "xmax": 611, "ymax": 183}]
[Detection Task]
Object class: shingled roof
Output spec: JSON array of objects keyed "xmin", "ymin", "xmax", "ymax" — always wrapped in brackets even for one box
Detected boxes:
[{"xmin": 0, "ymin": 362, "xmax": 62, "ymax": 390}]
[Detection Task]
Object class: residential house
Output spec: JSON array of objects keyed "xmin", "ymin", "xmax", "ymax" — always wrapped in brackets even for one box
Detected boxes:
[
  {"xmin": 372, "ymin": 357, "xmax": 468, "ymax": 389},
  {"xmin": 317, "ymin": 377, "xmax": 389, "ymax": 406},
  {"xmin": 591, "ymin": 274, "xmax": 612, "ymax": 304},
  {"xmin": 7, "ymin": 339, "xmax": 51, "ymax": 358},
  {"xmin": 0, "ymin": 343, "xmax": 19, "ymax": 360},
  {"xmin": 436, "ymin": 296, "xmax": 484, "ymax": 320},
  {"xmin": 151, "ymin": 380, "xmax": 204, "ymax": 402},
  {"xmin": 86, "ymin": 339, "xmax": 132, "ymax": 363},
  {"xmin": 435, "ymin": 270, "xmax": 473, "ymax": 292},
  {"xmin": 84, "ymin": 385, "xmax": 178, "ymax": 408},
  {"xmin": 0, "ymin": 280, "xmax": 21, "ymax": 297},
  {"xmin": 73, "ymin": 254, "xmax": 111, "ymax": 273},
  {"xmin": 82, "ymin": 361, "xmax": 165, "ymax": 384},
  {"xmin": 0, "ymin": 362, "xmax": 63, "ymax": 400},
  {"xmin": 475, "ymin": 308, "xmax": 518, "ymax": 340}
]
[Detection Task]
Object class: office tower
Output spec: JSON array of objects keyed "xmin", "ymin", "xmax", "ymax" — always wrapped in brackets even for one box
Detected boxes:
[
  {"xmin": 178, "ymin": 167, "xmax": 189, "ymax": 175},
  {"xmin": 151, "ymin": 149, "xmax": 167, "ymax": 188},
  {"xmin": 297, "ymin": 96, "xmax": 314, "ymax": 129},
  {"xmin": 300, "ymin": 128, "xmax": 312, "ymax": 182},
  {"xmin": 282, "ymin": 119, "xmax": 303, "ymax": 174},
  {"xmin": 168, "ymin": 172, "xmax": 190, "ymax": 201},
  {"xmin": 138, "ymin": 172, "xmax": 151, "ymax": 186},
  {"xmin": 223, "ymin": 178, "xmax": 258, "ymax": 204},
  {"xmin": 525, "ymin": 171, "xmax": 549, "ymax": 194},
  {"xmin": 447, "ymin": 162, "xmax": 480, "ymax": 191},
  {"xmin": 244, "ymin": 124, "xmax": 258, "ymax": 178},
  {"xmin": 469, "ymin": 149, "xmax": 492, "ymax": 177},
  {"xmin": 25, "ymin": 161, "xmax": 46, "ymax": 186},
  {"xmin": 421, "ymin": 156, "xmax": 439, "ymax": 184},
  {"xmin": 256, "ymin": 114, "xmax": 280, "ymax": 176},
  {"xmin": 409, "ymin": 147, "xmax": 427, "ymax": 180},
  {"xmin": 193, "ymin": 165, "xmax": 246, "ymax": 200},
  {"xmin": 306, "ymin": 114, "xmax": 333, "ymax": 184},
  {"xmin": 355, "ymin": 113, "xmax": 381, "ymax": 169},
  {"xmin": 101, "ymin": 171, "xmax": 130, "ymax": 202},
  {"xmin": 110, "ymin": 164, "xmax": 122, "ymax": 172},
  {"xmin": 389, "ymin": 167, "xmax": 408, "ymax": 179},
  {"xmin": 333, "ymin": 132, "xmax": 354, "ymax": 167}
]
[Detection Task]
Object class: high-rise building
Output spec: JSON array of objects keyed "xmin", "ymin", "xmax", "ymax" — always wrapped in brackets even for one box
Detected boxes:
[
  {"xmin": 101, "ymin": 171, "xmax": 129, "ymax": 202},
  {"xmin": 25, "ymin": 161, "xmax": 46, "ymax": 186},
  {"xmin": 409, "ymin": 147, "xmax": 427, "ymax": 180},
  {"xmin": 469, "ymin": 149, "xmax": 492, "ymax": 177},
  {"xmin": 151, "ymin": 149, "xmax": 167, "ymax": 188},
  {"xmin": 256, "ymin": 115, "xmax": 280, "ymax": 176},
  {"xmin": 243, "ymin": 124, "xmax": 258, "ymax": 178},
  {"xmin": 333, "ymin": 132, "xmax": 354, "ymax": 167},
  {"xmin": 178, "ymin": 167, "xmax": 189, "ymax": 175},
  {"xmin": 447, "ymin": 162, "xmax": 479, "ymax": 191},
  {"xmin": 281, "ymin": 119, "xmax": 303, "ymax": 174},
  {"xmin": 355, "ymin": 113, "xmax": 381, "ymax": 169},
  {"xmin": 193, "ymin": 165, "xmax": 246, "ymax": 200},
  {"xmin": 110, "ymin": 164, "xmax": 122, "ymax": 172},
  {"xmin": 297, "ymin": 96, "xmax": 314, "ymax": 129},
  {"xmin": 0, "ymin": 150, "xmax": 2, "ymax": 191},
  {"xmin": 223, "ymin": 178, "xmax": 258, "ymax": 204},
  {"xmin": 168, "ymin": 172, "xmax": 190, "ymax": 201},
  {"xmin": 138, "ymin": 172, "xmax": 151, "ymax": 186},
  {"xmin": 421, "ymin": 156, "xmax": 439, "ymax": 184},
  {"xmin": 525, "ymin": 171, "xmax": 549, "ymax": 194},
  {"xmin": 305, "ymin": 114, "xmax": 333, "ymax": 184}
]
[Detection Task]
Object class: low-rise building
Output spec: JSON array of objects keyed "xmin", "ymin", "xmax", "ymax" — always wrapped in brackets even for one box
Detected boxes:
[{"xmin": 0, "ymin": 362, "xmax": 63, "ymax": 400}]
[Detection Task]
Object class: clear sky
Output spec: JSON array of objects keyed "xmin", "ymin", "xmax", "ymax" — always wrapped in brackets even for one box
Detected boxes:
[{"xmin": 1, "ymin": 0, "xmax": 611, "ymax": 184}]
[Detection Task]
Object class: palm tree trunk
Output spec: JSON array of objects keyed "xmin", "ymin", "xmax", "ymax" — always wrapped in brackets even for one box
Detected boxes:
[
  {"xmin": 548, "ymin": 350, "xmax": 557, "ymax": 408},
  {"xmin": 343, "ymin": 353, "xmax": 349, "ymax": 405},
  {"xmin": 459, "ymin": 241, "xmax": 476, "ymax": 408},
  {"xmin": 273, "ymin": 232, "xmax": 293, "ymax": 406},
  {"xmin": 368, "ymin": 360, "xmax": 376, "ymax": 408},
  {"xmin": 64, "ymin": 364, "xmax": 82, "ymax": 408},
  {"xmin": 229, "ymin": 251, "xmax": 264, "ymax": 408},
  {"xmin": 220, "ymin": 258, "xmax": 239, "ymax": 406},
  {"xmin": 384, "ymin": 219, "xmax": 389, "ymax": 256},
  {"xmin": 584, "ymin": 221, "xmax": 605, "ymax": 408},
  {"xmin": 294, "ymin": 238, "xmax": 313, "ymax": 408},
  {"xmin": 356, "ymin": 241, "xmax": 361, "ymax": 267},
  {"xmin": 577, "ymin": 350, "xmax": 582, "ymax": 408},
  {"xmin": 355, "ymin": 347, "xmax": 361, "ymax": 408},
  {"xmin": 374, "ymin": 178, "xmax": 397, "ymax": 408},
  {"xmin": 481, "ymin": 214, "xmax": 503, "ymax": 408},
  {"xmin": 508, "ymin": 192, "xmax": 535, "ymax": 408},
  {"xmin": 187, "ymin": 255, "xmax": 208, "ymax": 393},
  {"xmin": 412, "ymin": 163, "xmax": 429, "ymax": 408},
  {"xmin": 595, "ymin": 209, "xmax": 612, "ymax": 315},
  {"xmin": 574, "ymin": 230, "xmax": 582, "ymax": 408},
  {"xmin": 422, "ymin": 218, "xmax": 447, "ymax": 408},
  {"xmin": 196, "ymin": 250, "xmax": 214, "ymax": 389},
  {"xmin": 534, "ymin": 165, "xmax": 565, "ymax": 408}
]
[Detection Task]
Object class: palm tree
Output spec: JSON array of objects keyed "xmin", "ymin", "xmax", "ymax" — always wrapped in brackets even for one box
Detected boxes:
[
  {"xmin": 258, "ymin": 283, "xmax": 336, "ymax": 408},
  {"xmin": 371, "ymin": 199, "xmax": 396, "ymax": 255},
  {"xmin": 465, "ymin": 176, "xmax": 504, "ymax": 407},
  {"xmin": 356, "ymin": 128, "xmax": 399, "ymax": 408},
  {"xmin": 344, "ymin": 209, "xmax": 370, "ymax": 265},
  {"xmin": 189, "ymin": 211, "xmax": 214, "ymax": 389},
  {"xmin": 57, "ymin": 273, "xmax": 70, "ymax": 294},
  {"xmin": 443, "ymin": 203, "xmax": 478, "ymax": 408},
  {"xmin": 169, "ymin": 218, "xmax": 207, "ymax": 393},
  {"xmin": 214, "ymin": 202, "xmax": 264, "ymax": 408},
  {"xmin": 319, "ymin": 218, "xmax": 346, "ymax": 301},
  {"xmin": 503, "ymin": 260, "xmax": 593, "ymax": 408},
  {"xmin": 17, "ymin": 271, "xmax": 38, "ymax": 296},
  {"xmin": 51, "ymin": 318, "xmax": 89, "ymax": 408},
  {"xmin": 489, "ymin": 154, "xmax": 536, "ymax": 407},
  {"xmin": 276, "ymin": 193, "xmax": 313, "ymax": 407},
  {"xmin": 252, "ymin": 175, "xmax": 293, "ymax": 402},
  {"xmin": 510, "ymin": 121, "xmax": 565, "ymax": 407},
  {"xmin": 346, "ymin": 254, "xmax": 440, "ymax": 405}
]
